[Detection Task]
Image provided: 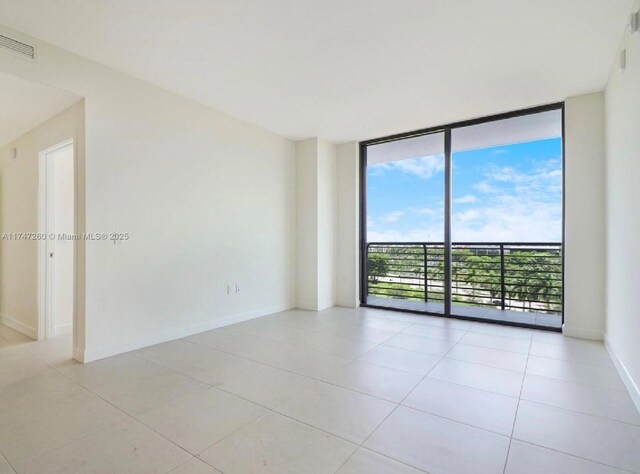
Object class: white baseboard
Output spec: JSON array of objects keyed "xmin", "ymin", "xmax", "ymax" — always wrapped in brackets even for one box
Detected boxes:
[
  {"xmin": 73, "ymin": 346, "xmax": 86, "ymax": 363},
  {"xmin": 562, "ymin": 324, "xmax": 603, "ymax": 340},
  {"xmin": 79, "ymin": 302, "xmax": 294, "ymax": 363},
  {"xmin": 604, "ymin": 334, "xmax": 640, "ymax": 414},
  {"xmin": 317, "ymin": 299, "xmax": 336, "ymax": 311},
  {"xmin": 0, "ymin": 313, "xmax": 37, "ymax": 339},
  {"xmin": 297, "ymin": 301, "xmax": 336, "ymax": 311},
  {"xmin": 296, "ymin": 301, "xmax": 319, "ymax": 311},
  {"xmin": 335, "ymin": 300, "xmax": 358, "ymax": 308}
]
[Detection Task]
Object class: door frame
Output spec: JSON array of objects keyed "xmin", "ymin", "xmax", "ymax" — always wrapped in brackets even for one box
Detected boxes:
[
  {"xmin": 38, "ymin": 138, "xmax": 74, "ymax": 340},
  {"xmin": 358, "ymin": 102, "xmax": 565, "ymax": 331}
]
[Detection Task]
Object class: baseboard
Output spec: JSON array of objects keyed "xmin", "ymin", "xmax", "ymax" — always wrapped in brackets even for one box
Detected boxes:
[
  {"xmin": 79, "ymin": 302, "xmax": 294, "ymax": 363},
  {"xmin": 0, "ymin": 313, "xmax": 37, "ymax": 339},
  {"xmin": 604, "ymin": 334, "xmax": 640, "ymax": 414},
  {"xmin": 561, "ymin": 324, "xmax": 603, "ymax": 340},
  {"xmin": 55, "ymin": 323, "xmax": 73, "ymax": 336},
  {"xmin": 336, "ymin": 300, "xmax": 358, "ymax": 308},
  {"xmin": 317, "ymin": 299, "xmax": 336, "ymax": 311},
  {"xmin": 73, "ymin": 346, "xmax": 86, "ymax": 363},
  {"xmin": 296, "ymin": 300, "xmax": 336, "ymax": 311},
  {"xmin": 296, "ymin": 301, "xmax": 319, "ymax": 311}
]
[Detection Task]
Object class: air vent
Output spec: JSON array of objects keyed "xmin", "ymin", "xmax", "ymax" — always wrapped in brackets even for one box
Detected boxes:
[{"xmin": 0, "ymin": 34, "xmax": 35, "ymax": 59}]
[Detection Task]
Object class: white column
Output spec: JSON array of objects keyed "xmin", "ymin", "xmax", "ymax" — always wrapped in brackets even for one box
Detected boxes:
[
  {"xmin": 336, "ymin": 142, "xmax": 360, "ymax": 307},
  {"xmin": 295, "ymin": 138, "xmax": 337, "ymax": 310},
  {"xmin": 563, "ymin": 92, "xmax": 606, "ymax": 339}
]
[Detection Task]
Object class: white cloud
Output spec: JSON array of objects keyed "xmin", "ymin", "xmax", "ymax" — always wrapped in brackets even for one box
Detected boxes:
[
  {"xmin": 473, "ymin": 181, "xmax": 498, "ymax": 193},
  {"xmin": 381, "ymin": 210, "xmax": 405, "ymax": 223},
  {"xmin": 371, "ymin": 155, "xmax": 444, "ymax": 179},
  {"xmin": 453, "ymin": 194, "xmax": 477, "ymax": 204},
  {"xmin": 369, "ymin": 158, "xmax": 562, "ymax": 243},
  {"xmin": 450, "ymin": 200, "xmax": 561, "ymax": 242},
  {"xmin": 406, "ymin": 206, "xmax": 439, "ymax": 215},
  {"xmin": 454, "ymin": 161, "xmax": 562, "ymax": 241},
  {"xmin": 368, "ymin": 224, "xmax": 444, "ymax": 243},
  {"xmin": 455, "ymin": 209, "xmax": 481, "ymax": 222}
]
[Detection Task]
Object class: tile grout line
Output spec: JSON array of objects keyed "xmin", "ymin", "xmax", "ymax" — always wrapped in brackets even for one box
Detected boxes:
[
  {"xmin": 356, "ymin": 322, "xmax": 475, "ymax": 448},
  {"xmin": 331, "ymin": 320, "xmax": 442, "ymax": 474},
  {"xmin": 42, "ymin": 361, "xmax": 195, "ymax": 464},
  {"xmin": 170, "ymin": 333, "xmax": 544, "ymax": 438},
  {"xmin": 2, "ymin": 314, "xmax": 635, "ymax": 472},
  {"xmin": 184, "ymin": 321, "xmax": 548, "ymax": 403},
  {"xmin": 514, "ymin": 397, "xmax": 640, "ymax": 427},
  {"xmin": 191, "ymin": 318, "xmax": 534, "ymax": 452},
  {"xmin": 506, "ymin": 438, "xmax": 637, "ymax": 474},
  {"xmin": 342, "ymin": 321, "xmax": 479, "ymax": 473},
  {"xmin": 0, "ymin": 448, "xmax": 15, "ymax": 474},
  {"xmin": 502, "ymin": 335, "xmax": 532, "ymax": 474},
  {"xmin": 172, "ymin": 318, "xmax": 474, "ymax": 472},
  {"xmin": 90, "ymin": 321, "xmax": 413, "ymax": 465}
]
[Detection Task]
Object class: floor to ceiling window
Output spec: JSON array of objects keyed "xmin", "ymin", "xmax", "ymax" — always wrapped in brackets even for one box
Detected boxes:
[{"xmin": 361, "ymin": 104, "xmax": 564, "ymax": 330}]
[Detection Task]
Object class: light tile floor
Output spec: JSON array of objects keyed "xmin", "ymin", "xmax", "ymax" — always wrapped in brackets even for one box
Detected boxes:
[{"xmin": 0, "ymin": 306, "xmax": 638, "ymax": 473}]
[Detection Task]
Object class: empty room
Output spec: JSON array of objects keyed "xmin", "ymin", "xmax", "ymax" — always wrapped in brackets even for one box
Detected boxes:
[{"xmin": 0, "ymin": 1, "xmax": 638, "ymax": 473}]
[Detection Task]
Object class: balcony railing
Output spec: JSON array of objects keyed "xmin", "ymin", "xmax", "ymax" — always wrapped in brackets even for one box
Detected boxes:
[{"xmin": 366, "ymin": 242, "xmax": 562, "ymax": 314}]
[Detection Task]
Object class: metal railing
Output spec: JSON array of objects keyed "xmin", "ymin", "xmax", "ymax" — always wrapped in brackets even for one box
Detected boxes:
[{"xmin": 366, "ymin": 242, "xmax": 562, "ymax": 314}]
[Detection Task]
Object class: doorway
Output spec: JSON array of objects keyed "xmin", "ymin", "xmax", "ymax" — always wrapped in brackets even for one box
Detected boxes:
[
  {"xmin": 39, "ymin": 139, "xmax": 75, "ymax": 340},
  {"xmin": 360, "ymin": 104, "xmax": 564, "ymax": 330}
]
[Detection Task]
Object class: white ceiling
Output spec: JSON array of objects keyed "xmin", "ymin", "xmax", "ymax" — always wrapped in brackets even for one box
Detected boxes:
[
  {"xmin": 0, "ymin": 0, "xmax": 631, "ymax": 143},
  {"xmin": 0, "ymin": 71, "xmax": 81, "ymax": 148}
]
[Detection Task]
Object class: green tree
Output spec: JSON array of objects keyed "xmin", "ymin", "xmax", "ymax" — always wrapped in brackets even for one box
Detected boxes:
[{"xmin": 368, "ymin": 253, "xmax": 389, "ymax": 282}]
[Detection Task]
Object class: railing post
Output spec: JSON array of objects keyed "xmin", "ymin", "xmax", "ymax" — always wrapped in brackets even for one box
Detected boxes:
[
  {"xmin": 500, "ymin": 244, "xmax": 506, "ymax": 310},
  {"xmin": 423, "ymin": 244, "xmax": 428, "ymax": 302},
  {"xmin": 363, "ymin": 242, "xmax": 369, "ymax": 304},
  {"xmin": 444, "ymin": 129, "xmax": 452, "ymax": 316}
]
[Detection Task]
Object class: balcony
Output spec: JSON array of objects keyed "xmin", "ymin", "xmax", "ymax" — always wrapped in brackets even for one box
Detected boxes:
[{"xmin": 365, "ymin": 242, "xmax": 563, "ymax": 329}]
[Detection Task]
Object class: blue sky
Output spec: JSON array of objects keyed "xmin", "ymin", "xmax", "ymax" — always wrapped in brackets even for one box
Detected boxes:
[{"xmin": 367, "ymin": 138, "xmax": 562, "ymax": 243}]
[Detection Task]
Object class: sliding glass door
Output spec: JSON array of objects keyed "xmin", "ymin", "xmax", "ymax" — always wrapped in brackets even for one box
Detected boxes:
[
  {"xmin": 361, "ymin": 104, "xmax": 564, "ymax": 330},
  {"xmin": 363, "ymin": 132, "xmax": 446, "ymax": 315}
]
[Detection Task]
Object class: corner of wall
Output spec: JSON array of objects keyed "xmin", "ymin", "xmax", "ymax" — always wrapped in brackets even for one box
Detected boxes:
[
  {"xmin": 563, "ymin": 92, "xmax": 606, "ymax": 341},
  {"xmin": 602, "ymin": 0, "xmax": 640, "ymax": 411},
  {"xmin": 605, "ymin": 334, "xmax": 640, "ymax": 413},
  {"xmin": 294, "ymin": 137, "xmax": 339, "ymax": 313},
  {"xmin": 561, "ymin": 324, "xmax": 603, "ymax": 341},
  {"xmin": 81, "ymin": 301, "xmax": 293, "ymax": 363}
]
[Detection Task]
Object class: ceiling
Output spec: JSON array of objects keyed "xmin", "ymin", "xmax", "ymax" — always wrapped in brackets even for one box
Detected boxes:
[
  {"xmin": 0, "ymin": 71, "xmax": 81, "ymax": 148},
  {"xmin": 0, "ymin": 0, "xmax": 631, "ymax": 143}
]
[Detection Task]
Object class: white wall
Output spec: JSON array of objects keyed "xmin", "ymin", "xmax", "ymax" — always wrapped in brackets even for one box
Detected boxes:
[
  {"xmin": 295, "ymin": 137, "xmax": 337, "ymax": 310},
  {"xmin": 317, "ymin": 139, "xmax": 337, "ymax": 309},
  {"xmin": 336, "ymin": 142, "xmax": 360, "ymax": 307},
  {"xmin": 0, "ymin": 101, "xmax": 84, "ymax": 340},
  {"xmin": 295, "ymin": 139, "xmax": 319, "ymax": 309},
  {"xmin": 0, "ymin": 24, "xmax": 296, "ymax": 361},
  {"xmin": 604, "ymin": 0, "xmax": 640, "ymax": 409},
  {"xmin": 563, "ymin": 93, "xmax": 606, "ymax": 340}
]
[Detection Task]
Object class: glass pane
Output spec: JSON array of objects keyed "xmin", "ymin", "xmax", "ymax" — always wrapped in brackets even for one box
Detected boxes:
[
  {"xmin": 365, "ymin": 132, "xmax": 445, "ymax": 314},
  {"xmin": 450, "ymin": 110, "xmax": 563, "ymax": 328}
]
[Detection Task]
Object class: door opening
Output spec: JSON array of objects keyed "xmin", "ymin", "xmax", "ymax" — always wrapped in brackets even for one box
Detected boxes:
[{"xmin": 38, "ymin": 139, "xmax": 75, "ymax": 340}]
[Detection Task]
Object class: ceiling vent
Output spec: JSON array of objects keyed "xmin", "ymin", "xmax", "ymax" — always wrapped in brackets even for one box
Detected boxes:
[{"xmin": 0, "ymin": 34, "xmax": 36, "ymax": 60}]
